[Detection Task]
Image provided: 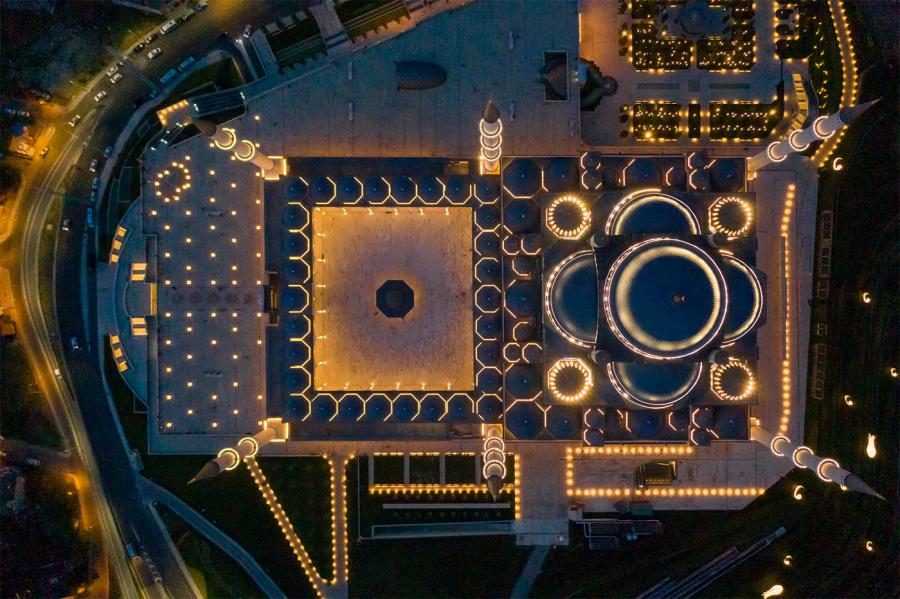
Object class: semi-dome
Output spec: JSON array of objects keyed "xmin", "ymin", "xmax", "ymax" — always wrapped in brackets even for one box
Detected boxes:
[
  {"xmin": 606, "ymin": 191, "xmax": 700, "ymax": 236},
  {"xmin": 603, "ymin": 238, "xmax": 727, "ymax": 360},
  {"xmin": 608, "ymin": 361, "xmax": 703, "ymax": 409},
  {"xmin": 546, "ymin": 250, "xmax": 599, "ymax": 347},
  {"xmin": 721, "ymin": 255, "xmax": 763, "ymax": 343}
]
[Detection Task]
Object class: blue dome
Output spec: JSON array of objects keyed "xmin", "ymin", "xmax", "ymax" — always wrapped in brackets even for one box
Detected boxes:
[
  {"xmin": 625, "ymin": 159, "xmax": 661, "ymax": 186},
  {"xmin": 477, "ymin": 368, "xmax": 502, "ymax": 393},
  {"xmin": 445, "ymin": 176, "xmax": 470, "ymax": 203},
  {"xmin": 582, "ymin": 168, "xmax": 603, "ymax": 191},
  {"xmin": 722, "ymin": 256, "xmax": 763, "ymax": 343},
  {"xmin": 548, "ymin": 251, "xmax": 598, "ymax": 346},
  {"xmin": 364, "ymin": 395, "xmax": 390, "ymax": 422},
  {"xmin": 392, "ymin": 395, "xmax": 418, "ymax": 422},
  {"xmin": 310, "ymin": 396, "xmax": 336, "ymax": 421},
  {"xmin": 282, "ymin": 235, "xmax": 303, "ymax": 254},
  {"xmin": 283, "ymin": 369, "xmax": 307, "ymax": 390},
  {"xmin": 390, "ymin": 176, "xmax": 416, "ymax": 203},
  {"xmin": 476, "ymin": 342, "xmax": 500, "ymax": 366},
  {"xmin": 709, "ymin": 159, "xmax": 743, "ymax": 192},
  {"xmin": 506, "ymin": 401, "xmax": 543, "ymax": 439},
  {"xmin": 309, "ymin": 176, "xmax": 335, "ymax": 203},
  {"xmin": 692, "ymin": 406, "xmax": 714, "ymax": 428},
  {"xmin": 584, "ymin": 428, "xmax": 605, "ymax": 446},
  {"xmin": 337, "ymin": 395, "xmax": 363, "ymax": 421},
  {"xmin": 417, "ymin": 176, "xmax": 443, "ymax": 203},
  {"xmin": 475, "ymin": 177, "xmax": 500, "ymax": 203},
  {"xmin": 543, "ymin": 157, "xmax": 579, "ymax": 192},
  {"xmin": 610, "ymin": 361, "xmax": 702, "ymax": 409},
  {"xmin": 605, "ymin": 239, "xmax": 726, "ymax": 359},
  {"xmin": 476, "ymin": 257, "xmax": 501, "ymax": 282},
  {"xmin": 336, "ymin": 176, "xmax": 361, "ymax": 203},
  {"xmin": 504, "ymin": 200, "xmax": 540, "ymax": 233},
  {"xmin": 283, "ymin": 260, "xmax": 305, "ymax": 283},
  {"xmin": 504, "ymin": 159, "xmax": 541, "ymax": 198},
  {"xmin": 477, "ymin": 395, "xmax": 502, "ymax": 422},
  {"xmin": 506, "ymin": 364, "xmax": 541, "ymax": 399},
  {"xmin": 284, "ymin": 343, "xmax": 305, "ymax": 362},
  {"xmin": 547, "ymin": 406, "xmax": 581, "ymax": 439},
  {"xmin": 281, "ymin": 289, "xmax": 304, "ymax": 310},
  {"xmin": 506, "ymin": 281, "xmax": 540, "ymax": 318},
  {"xmin": 631, "ymin": 410, "xmax": 664, "ymax": 439},
  {"xmin": 669, "ymin": 409, "xmax": 690, "ymax": 431},
  {"xmin": 419, "ymin": 395, "xmax": 445, "ymax": 422},
  {"xmin": 281, "ymin": 205, "xmax": 304, "ymax": 227},
  {"xmin": 282, "ymin": 316, "xmax": 307, "ymax": 336},
  {"xmin": 281, "ymin": 177, "xmax": 308, "ymax": 200},
  {"xmin": 477, "ymin": 314, "xmax": 501, "ymax": 339},
  {"xmin": 446, "ymin": 395, "xmax": 473, "ymax": 421},
  {"xmin": 606, "ymin": 192, "xmax": 700, "ymax": 236},
  {"xmin": 285, "ymin": 398, "xmax": 308, "ymax": 420},
  {"xmin": 584, "ymin": 408, "xmax": 606, "ymax": 429},
  {"xmin": 364, "ymin": 176, "xmax": 389, "ymax": 203},
  {"xmin": 476, "ymin": 205, "xmax": 501, "ymax": 229},
  {"xmin": 712, "ymin": 406, "xmax": 747, "ymax": 439}
]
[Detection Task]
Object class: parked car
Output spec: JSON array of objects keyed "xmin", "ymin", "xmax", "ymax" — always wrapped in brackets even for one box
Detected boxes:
[
  {"xmin": 161, "ymin": 19, "xmax": 178, "ymax": 34},
  {"xmin": 159, "ymin": 68, "xmax": 178, "ymax": 85},
  {"xmin": 68, "ymin": 115, "xmax": 81, "ymax": 127},
  {"xmin": 89, "ymin": 159, "xmax": 98, "ymax": 173},
  {"xmin": 106, "ymin": 65, "xmax": 118, "ymax": 77},
  {"xmin": 94, "ymin": 90, "xmax": 108, "ymax": 102},
  {"xmin": 40, "ymin": 145, "xmax": 51, "ymax": 158},
  {"xmin": 196, "ymin": 0, "xmax": 208, "ymax": 10},
  {"xmin": 144, "ymin": 32, "xmax": 159, "ymax": 44},
  {"xmin": 92, "ymin": 177, "xmax": 100, "ymax": 190},
  {"xmin": 147, "ymin": 47, "xmax": 162, "ymax": 60},
  {"xmin": 110, "ymin": 72, "xmax": 124, "ymax": 85},
  {"xmin": 25, "ymin": 458, "xmax": 41, "ymax": 466},
  {"xmin": 131, "ymin": 42, "xmax": 146, "ymax": 55},
  {"xmin": 178, "ymin": 56, "xmax": 196, "ymax": 71},
  {"xmin": 70, "ymin": 336, "xmax": 80, "ymax": 350},
  {"xmin": 61, "ymin": 217, "xmax": 70, "ymax": 231},
  {"xmin": 243, "ymin": 24, "xmax": 253, "ymax": 38},
  {"xmin": 2, "ymin": 106, "xmax": 15, "ymax": 116},
  {"xmin": 104, "ymin": 145, "xmax": 113, "ymax": 158},
  {"xmin": 181, "ymin": 9, "xmax": 195, "ymax": 23},
  {"xmin": 86, "ymin": 207, "xmax": 94, "ymax": 228}
]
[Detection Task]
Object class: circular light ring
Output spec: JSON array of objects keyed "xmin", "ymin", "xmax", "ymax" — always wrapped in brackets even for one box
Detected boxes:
[
  {"xmin": 602, "ymin": 238, "xmax": 728, "ymax": 360},
  {"xmin": 238, "ymin": 436, "xmax": 260, "ymax": 458},
  {"xmin": 546, "ymin": 195, "xmax": 592, "ymax": 240},
  {"xmin": 607, "ymin": 361, "xmax": 702, "ymax": 410},
  {"xmin": 791, "ymin": 445, "xmax": 814, "ymax": 468},
  {"xmin": 605, "ymin": 190, "xmax": 700, "ymax": 236},
  {"xmin": 481, "ymin": 146, "xmax": 501, "ymax": 160},
  {"xmin": 479, "ymin": 119, "xmax": 502, "ymax": 137},
  {"xmin": 710, "ymin": 359, "xmax": 757, "ymax": 401},
  {"xmin": 547, "ymin": 358, "xmax": 594, "ymax": 402},
  {"xmin": 788, "ymin": 129, "xmax": 809, "ymax": 152},
  {"xmin": 483, "ymin": 437, "xmax": 505, "ymax": 452},
  {"xmin": 214, "ymin": 127, "xmax": 237, "ymax": 150},
  {"xmin": 812, "ymin": 115, "xmax": 835, "ymax": 140},
  {"xmin": 708, "ymin": 196, "xmax": 753, "ymax": 239},
  {"xmin": 766, "ymin": 141, "xmax": 787, "ymax": 163},
  {"xmin": 234, "ymin": 139, "xmax": 256, "ymax": 162},
  {"xmin": 770, "ymin": 434, "xmax": 790, "ymax": 457},
  {"xmin": 217, "ymin": 447, "xmax": 241, "ymax": 471},
  {"xmin": 816, "ymin": 458, "xmax": 840, "ymax": 482},
  {"xmin": 482, "ymin": 459, "xmax": 507, "ymax": 481},
  {"xmin": 721, "ymin": 255, "xmax": 764, "ymax": 343},
  {"xmin": 544, "ymin": 250, "xmax": 596, "ymax": 347}
]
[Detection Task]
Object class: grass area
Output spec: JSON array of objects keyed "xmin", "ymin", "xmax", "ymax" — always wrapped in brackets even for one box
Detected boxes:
[
  {"xmin": 0, "ymin": 340, "xmax": 63, "ymax": 449},
  {"xmin": 157, "ymin": 504, "xmax": 265, "ymax": 599},
  {"xmin": 0, "ymin": 465, "xmax": 95, "ymax": 597},
  {"xmin": 0, "ymin": 0, "xmax": 159, "ymax": 97},
  {"xmin": 102, "ymin": 341, "xmax": 320, "ymax": 598}
]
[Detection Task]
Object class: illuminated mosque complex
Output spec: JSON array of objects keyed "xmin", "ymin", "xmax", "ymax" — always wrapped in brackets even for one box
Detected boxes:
[{"xmin": 96, "ymin": 0, "xmax": 878, "ymax": 587}]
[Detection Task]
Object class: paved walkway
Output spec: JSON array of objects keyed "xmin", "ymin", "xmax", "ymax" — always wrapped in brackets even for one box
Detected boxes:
[
  {"xmin": 511, "ymin": 545, "xmax": 551, "ymax": 599},
  {"xmin": 138, "ymin": 476, "xmax": 287, "ymax": 599}
]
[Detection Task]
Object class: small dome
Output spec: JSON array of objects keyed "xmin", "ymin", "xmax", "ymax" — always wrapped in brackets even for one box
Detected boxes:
[
  {"xmin": 709, "ymin": 159, "xmax": 743, "ymax": 192},
  {"xmin": 309, "ymin": 176, "xmax": 335, "ymax": 203},
  {"xmin": 445, "ymin": 176, "xmax": 470, "ymax": 203},
  {"xmin": 390, "ymin": 176, "xmax": 416, "ymax": 203},
  {"xmin": 417, "ymin": 175, "xmax": 443, "ymax": 203},
  {"xmin": 506, "ymin": 401, "xmax": 544, "ymax": 439},
  {"xmin": 547, "ymin": 406, "xmax": 581, "ymax": 439},
  {"xmin": 504, "ymin": 200, "xmax": 540, "ymax": 233},
  {"xmin": 669, "ymin": 409, "xmax": 690, "ymax": 431},
  {"xmin": 543, "ymin": 157, "xmax": 580, "ymax": 192},
  {"xmin": 506, "ymin": 364, "xmax": 541, "ymax": 399},
  {"xmin": 711, "ymin": 406, "xmax": 747, "ymax": 439},
  {"xmin": 336, "ymin": 176, "xmax": 361, "ymax": 203},
  {"xmin": 281, "ymin": 177, "xmax": 308, "ymax": 200},
  {"xmin": 283, "ymin": 260, "xmax": 305, "ymax": 283},
  {"xmin": 631, "ymin": 411, "xmax": 664, "ymax": 439},
  {"xmin": 446, "ymin": 395, "xmax": 474, "ymax": 421},
  {"xmin": 475, "ymin": 177, "xmax": 500, "ymax": 203},
  {"xmin": 363, "ymin": 395, "xmax": 390, "ymax": 422},
  {"xmin": 337, "ymin": 396, "xmax": 363, "ymax": 421},
  {"xmin": 364, "ymin": 176, "xmax": 389, "ymax": 203},
  {"xmin": 392, "ymin": 395, "xmax": 418, "ymax": 422},
  {"xmin": 310, "ymin": 396, "xmax": 336, "ymax": 421},
  {"xmin": 584, "ymin": 408, "xmax": 606, "ymax": 429},
  {"xmin": 281, "ymin": 205, "xmax": 303, "ymax": 227},
  {"xmin": 584, "ymin": 428, "xmax": 605, "ymax": 446},
  {"xmin": 503, "ymin": 159, "xmax": 541, "ymax": 198},
  {"xmin": 692, "ymin": 406, "xmax": 714, "ymax": 428},
  {"xmin": 284, "ymin": 343, "xmax": 305, "ymax": 362},
  {"xmin": 506, "ymin": 280, "xmax": 540, "ymax": 318},
  {"xmin": 477, "ymin": 395, "xmax": 503, "ymax": 422},
  {"xmin": 419, "ymin": 395, "xmax": 445, "ymax": 422},
  {"xmin": 626, "ymin": 159, "xmax": 661, "ymax": 186}
]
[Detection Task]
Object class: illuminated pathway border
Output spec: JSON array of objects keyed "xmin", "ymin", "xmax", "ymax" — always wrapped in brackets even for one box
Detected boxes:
[
  {"xmin": 813, "ymin": 0, "xmax": 858, "ymax": 167},
  {"xmin": 779, "ymin": 184, "xmax": 796, "ymax": 434}
]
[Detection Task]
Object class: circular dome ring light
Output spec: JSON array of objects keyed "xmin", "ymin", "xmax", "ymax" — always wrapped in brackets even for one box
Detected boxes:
[
  {"xmin": 544, "ymin": 250, "xmax": 596, "ymax": 348},
  {"xmin": 709, "ymin": 196, "xmax": 753, "ymax": 239},
  {"xmin": 607, "ymin": 361, "xmax": 702, "ymax": 410},
  {"xmin": 605, "ymin": 189, "xmax": 701, "ymax": 236},
  {"xmin": 720, "ymin": 255, "xmax": 763, "ymax": 343},
  {"xmin": 547, "ymin": 357, "xmax": 594, "ymax": 402},
  {"xmin": 546, "ymin": 195, "xmax": 592, "ymax": 240},
  {"xmin": 710, "ymin": 358, "xmax": 757, "ymax": 401}
]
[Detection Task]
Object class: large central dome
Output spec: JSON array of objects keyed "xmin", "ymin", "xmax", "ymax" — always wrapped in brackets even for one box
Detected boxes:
[{"xmin": 603, "ymin": 238, "xmax": 727, "ymax": 360}]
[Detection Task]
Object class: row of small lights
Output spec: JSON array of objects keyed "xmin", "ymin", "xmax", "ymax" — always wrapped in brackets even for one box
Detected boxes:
[
  {"xmin": 779, "ymin": 184, "xmax": 795, "ymax": 434},
  {"xmin": 568, "ymin": 487, "xmax": 765, "ymax": 497}
]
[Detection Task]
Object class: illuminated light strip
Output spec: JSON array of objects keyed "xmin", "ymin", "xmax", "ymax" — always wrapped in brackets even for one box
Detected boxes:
[
  {"xmin": 513, "ymin": 454, "xmax": 521, "ymax": 520},
  {"xmin": 814, "ymin": 0, "xmax": 858, "ymax": 167},
  {"xmin": 547, "ymin": 358, "xmax": 594, "ymax": 402},
  {"xmin": 710, "ymin": 359, "xmax": 757, "ymax": 401},
  {"xmin": 544, "ymin": 250, "xmax": 595, "ymax": 347},
  {"xmin": 779, "ymin": 184, "xmax": 795, "ymax": 434},
  {"xmin": 602, "ymin": 238, "xmax": 728, "ymax": 360},
  {"xmin": 369, "ymin": 484, "xmax": 514, "ymax": 495},
  {"xmin": 708, "ymin": 196, "xmax": 753, "ymax": 239},
  {"xmin": 546, "ymin": 195, "xmax": 591, "ymax": 239},
  {"xmin": 568, "ymin": 445, "xmax": 694, "ymax": 456},
  {"xmin": 568, "ymin": 487, "xmax": 765, "ymax": 498},
  {"xmin": 245, "ymin": 457, "xmax": 328, "ymax": 597},
  {"xmin": 607, "ymin": 361, "xmax": 702, "ymax": 409}
]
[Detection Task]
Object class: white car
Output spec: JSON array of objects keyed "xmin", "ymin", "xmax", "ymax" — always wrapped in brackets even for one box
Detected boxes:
[
  {"xmin": 94, "ymin": 90, "xmax": 108, "ymax": 102},
  {"xmin": 106, "ymin": 65, "xmax": 119, "ymax": 77},
  {"xmin": 110, "ymin": 72, "xmax": 124, "ymax": 84},
  {"xmin": 89, "ymin": 159, "xmax": 98, "ymax": 173},
  {"xmin": 147, "ymin": 47, "xmax": 162, "ymax": 60}
]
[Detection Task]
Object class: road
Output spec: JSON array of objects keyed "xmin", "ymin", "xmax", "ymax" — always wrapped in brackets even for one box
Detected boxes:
[{"xmin": 1, "ymin": 2, "xmax": 290, "ymax": 597}]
